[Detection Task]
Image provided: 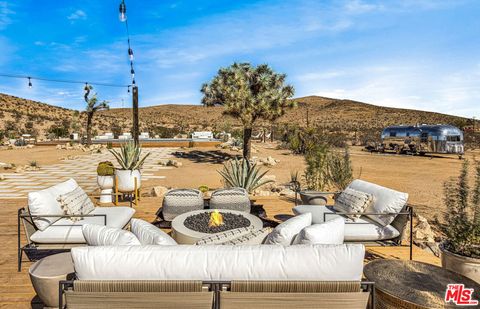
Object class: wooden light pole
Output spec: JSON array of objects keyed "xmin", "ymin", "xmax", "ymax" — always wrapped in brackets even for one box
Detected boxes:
[{"xmin": 132, "ymin": 85, "xmax": 139, "ymax": 145}]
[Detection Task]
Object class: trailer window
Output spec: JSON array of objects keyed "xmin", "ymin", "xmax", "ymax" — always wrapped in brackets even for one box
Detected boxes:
[
  {"xmin": 389, "ymin": 132, "xmax": 396, "ymax": 137},
  {"xmin": 447, "ymin": 135, "xmax": 461, "ymax": 142}
]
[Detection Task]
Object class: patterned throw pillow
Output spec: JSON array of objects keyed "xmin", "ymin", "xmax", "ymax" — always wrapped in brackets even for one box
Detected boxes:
[
  {"xmin": 195, "ymin": 226, "xmax": 255, "ymax": 245},
  {"xmin": 223, "ymin": 227, "xmax": 273, "ymax": 245},
  {"xmin": 57, "ymin": 186, "xmax": 95, "ymax": 222},
  {"xmin": 333, "ymin": 187, "xmax": 373, "ymax": 221}
]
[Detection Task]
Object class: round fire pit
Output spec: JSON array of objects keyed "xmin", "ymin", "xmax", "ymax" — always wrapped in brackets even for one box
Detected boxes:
[{"xmin": 171, "ymin": 209, "xmax": 263, "ymax": 244}]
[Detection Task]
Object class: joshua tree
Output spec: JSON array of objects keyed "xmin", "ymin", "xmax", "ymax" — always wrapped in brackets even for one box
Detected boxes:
[
  {"xmin": 201, "ymin": 63, "xmax": 296, "ymax": 159},
  {"xmin": 84, "ymin": 85, "xmax": 109, "ymax": 145}
]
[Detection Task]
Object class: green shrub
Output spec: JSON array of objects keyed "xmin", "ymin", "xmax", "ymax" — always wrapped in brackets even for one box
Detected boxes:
[
  {"xmin": 328, "ymin": 146, "xmax": 354, "ymax": 191},
  {"xmin": 97, "ymin": 161, "xmax": 115, "ymax": 176},
  {"xmin": 440, "ymin": 159, "xmax": 480, "ymax": 258},
  {"xmin": 109, "ymin": 141, "xmax": 150, "ymax": 170},
  {"xmin": 303, "ymin": 143, "xmax": 331, "ymax": 191},
  {"xmin": 198, "ymin": 185, "xmax": 209, "ymax": 193}
]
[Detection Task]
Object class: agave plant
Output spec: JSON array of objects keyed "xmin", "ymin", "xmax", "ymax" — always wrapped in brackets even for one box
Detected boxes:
[
  {"xmin": 109, "ymin": 141, "xmax": 150, "ymax": 170},
  {"xmin": 218, "ymin": 157, "xmax": 274, "ymax": 193}
]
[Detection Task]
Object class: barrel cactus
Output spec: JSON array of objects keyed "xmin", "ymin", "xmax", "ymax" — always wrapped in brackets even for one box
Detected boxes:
[{"xmin": 97, "ymin": 161, "xmax": 115, "ymax": 176}]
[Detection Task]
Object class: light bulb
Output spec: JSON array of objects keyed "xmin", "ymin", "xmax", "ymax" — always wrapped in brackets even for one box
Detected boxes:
[
  {"xmin": 131, "ymin": 68, "xmax": 135, "ymax": 79},
  {"xmin": 28, "ymin": 77, "xmax": 32, "ymax": 89},
  {"xmin": 119, "ymin": 2, "xmax": 127, "ymax": 22},
  {"xmin": 128, "ymin": 48, "xmax": 134, "ymax": 61}
]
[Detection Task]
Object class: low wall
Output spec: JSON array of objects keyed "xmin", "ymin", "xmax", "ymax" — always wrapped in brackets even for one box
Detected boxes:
[{"xmin": 35, "ymin": 139, "xmax": 222, "ymax": 148}]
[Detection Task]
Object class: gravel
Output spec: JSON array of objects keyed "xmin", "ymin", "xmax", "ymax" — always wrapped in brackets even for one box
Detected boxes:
[{"xmin": 184, "ymin": 212, "xmax": 250, "ymax": 234}]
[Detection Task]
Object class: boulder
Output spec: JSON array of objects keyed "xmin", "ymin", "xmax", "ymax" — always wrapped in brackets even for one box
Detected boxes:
[
  {"xmin": 0, "ymin": 162, "xmax": 13, "ymax": 169},
  {"xmin": 151, "ymin": 186, "xmax": 169, "ymax": 197}
]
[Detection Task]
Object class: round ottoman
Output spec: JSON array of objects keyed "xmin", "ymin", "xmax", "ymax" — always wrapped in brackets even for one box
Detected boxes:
[{"xmin": 29, "ymin": 252, "xmax": 74, "ymax": 308}]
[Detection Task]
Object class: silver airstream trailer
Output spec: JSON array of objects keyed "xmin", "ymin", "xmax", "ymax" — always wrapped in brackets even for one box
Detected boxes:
[{"xmin": 380, "ymin": 125, "xmax": 464, "ymax": 157}]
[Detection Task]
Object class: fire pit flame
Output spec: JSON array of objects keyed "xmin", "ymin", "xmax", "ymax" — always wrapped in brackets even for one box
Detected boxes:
[{"xmin": 208, "ymin": 210, "xmax": 224, "ymax": 228}]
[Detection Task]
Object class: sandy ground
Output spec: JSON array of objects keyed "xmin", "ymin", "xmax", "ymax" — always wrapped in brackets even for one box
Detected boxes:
[
  {"xmin": 0, "ymin": 146, "xmax": 85, "ymax": 170},
  {"xmin": 1, "ymin": 143, "xmax": 478, "ymax": 223}
]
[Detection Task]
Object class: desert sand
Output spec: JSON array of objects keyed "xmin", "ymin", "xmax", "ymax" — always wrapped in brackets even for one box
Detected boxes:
[{"xmin": 1, "ymin": 143, "xmax": 477, "ymax": 223}]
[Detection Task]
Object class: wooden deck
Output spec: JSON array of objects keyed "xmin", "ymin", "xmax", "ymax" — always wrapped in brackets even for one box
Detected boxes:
[{"xmin": 0, "ymin": 196, "xmax": 439, "ymax": 308}]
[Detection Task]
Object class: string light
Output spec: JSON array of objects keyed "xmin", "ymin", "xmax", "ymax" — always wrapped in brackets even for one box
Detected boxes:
[
  {"xmin": 84, "ymin": 82, "xmax": 89, "ymax": 94},
  {"xmin": 28, "ymin": 77, "xmax": 32, "ymax": 88},
  {"xmin": 0, "ymin": 73, "xmax": 130, "ymax": 89},
  {"xmin": 127, "ymin": 85, "xmax": 131, "ymax": 93},
  {"xmin": 128, "ymin": 47, "xmax": 134, "ymax": 61},
  {"xmin": 119, "ymin": 0, "xmax": 127, "ymax": 22}
]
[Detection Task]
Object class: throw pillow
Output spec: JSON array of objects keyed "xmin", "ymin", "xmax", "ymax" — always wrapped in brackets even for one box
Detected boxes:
[
  {"xmin": 223, "ymin": 227, "xmax": 273, "ymax": 245},
  {"xmin": 130, "ymin": 218, "xmax": 177, "ymax": 245},
  {"xmin": 333, "ymin": 187, "xmax": 373, "ymax": 221},
  {"xmin": 82, "ymin": 224, "xmax": 141, "ymax": 246},
  {"xmin": 292, "ymin": 217, "xmax": 345, "ymax": 245},
  {"xmin": 57, "ymin": 186, "xmax": 95, "ymax": 222},
  {"xmin": 264, "ymin": 213, "xmax": 312, "ymax": 245},
  {"xmin": 195, "ymin": 226, "xmax": 255, "ymax": 245}
]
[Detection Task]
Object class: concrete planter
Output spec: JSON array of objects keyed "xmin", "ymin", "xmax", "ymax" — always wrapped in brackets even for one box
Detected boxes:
[
  {"xmin": 299, "ymin": 190, "xmax": 329, "ymax": 205},
  {"xmin": 440, "ymin": 242, "xmax": 480, "ymax": 283},
  {"xmin": 115, "ymin": 169, "xmax": 141, "ymax": 193},
  {"xmin": 97, "ymin": 175, "xmax": 114, "ymax": 203}
]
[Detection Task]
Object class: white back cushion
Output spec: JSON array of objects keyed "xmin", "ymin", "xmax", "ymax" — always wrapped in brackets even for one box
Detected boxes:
[
  {"xmin": 71, "ymin": 244, "xmax": 365, "ymax": 281},
  {"xmin": 264, "ymin": 213, "xmax": 312, "ymax": 245},
  {"xmin": 130, "ymin": 219, "xmax": 176, "ymax": 245},
  {"xmin": 347, "ymin": 179, "xmax": 408, "ymax": 226},
  {"xmin": 28, "ymin": 178, "xmax": 79, "ymax": 231},
  {"xmin": 293, "ymin": 217, "xmax": 345, "ymax": 245},
  {"xmin": 82, "ymin": 224, "xmax": 140, "ymax": 246}
]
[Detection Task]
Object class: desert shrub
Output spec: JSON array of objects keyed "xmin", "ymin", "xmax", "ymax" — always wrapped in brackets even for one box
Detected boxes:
[
  {"xmin": 303, "ymin": 143, "xmax": 331, "ymax": 191},
  {"xmin": 329, "ymin": 147, "xmax": 354, "ymax": 190},
  {"xmin": 48, "ymin": 125, "xmax": 69, "ymax": 138},
  {"xmin": 439, "ymin": 159, "xmax": 480, "ymax": 258}
]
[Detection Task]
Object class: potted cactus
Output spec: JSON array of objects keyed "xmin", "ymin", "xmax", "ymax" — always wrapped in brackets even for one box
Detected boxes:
[
  {"xmin": 97, "ymin": 161, "xmax": 115, "ymax": 203},
  {"xmin": 109, "ymin": 141, "xmax": 150, "ymax": 192}
]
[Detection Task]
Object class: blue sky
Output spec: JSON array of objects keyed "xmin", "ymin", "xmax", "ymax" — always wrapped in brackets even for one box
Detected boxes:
[{"xmin": 0, "ymin": 0, "xmax": 478, "ymax": 117}]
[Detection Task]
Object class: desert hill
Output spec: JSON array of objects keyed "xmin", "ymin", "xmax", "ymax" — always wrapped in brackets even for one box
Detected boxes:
[{"xmin": 0, "ymin": 93, "xmax": 473, "ymax": 142}]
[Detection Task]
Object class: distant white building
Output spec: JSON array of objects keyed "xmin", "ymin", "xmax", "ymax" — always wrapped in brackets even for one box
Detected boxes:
[{"xmin": 191, "ymin": 131, "xmax": 213, "ymax": 139}]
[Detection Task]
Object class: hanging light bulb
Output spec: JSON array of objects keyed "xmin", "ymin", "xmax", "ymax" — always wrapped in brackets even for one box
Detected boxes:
[
  {"xmin": 119, "ymin": 0, "xmax": 127, "ymax": 22},
  {"xmin": 84, "ymin": 82, "xmax": 89, "ymax": 94},
  {"xmin": 28, "ymin": 77, "xmax": 32, "ymax": 89},
  {"xmin": 128, "ymin": 48, "xmax": 134, "ymax": 61},
  {"xmin": 130, "ymin": 68, "xmax": 135, "ymax": 79},
  {"xmin": 127, "ymin": 85, "xmax": 131, "ymax": 93},
  {"xmin": 132, "ymin": 78, "xmax": 136, "ymax": 85}
]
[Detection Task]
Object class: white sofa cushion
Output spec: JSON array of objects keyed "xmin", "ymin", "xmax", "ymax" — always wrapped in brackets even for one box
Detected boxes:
[
  {"xmin": 82, "ymin": 224, "xmax": 140, "ymax": 246},
  {"xmin": 293, "ymin": 218, "xmax": 344, "ymax": 245},
  {"xmin": 347, "ymin": 179, "xmax": 408, "ymax": 226},
  {"xmin": 28, "ymin": 178, "xmax": 79, "ymax": 231},
  {"xmin": 71, "ymin": 244, "xmax": 365, "ymax": 281},
  {"xmin": 222, "ymin": 227, "xmax": 273, "ymax": 245},
  {"xmin": 264, "ymin": 213, "xmax": 312, "ymax": 245},
  {"xmin": 333, "ymin": 187, "xmax": 373, "ymax": 221},
  {"xmin": 30, "ymin": 206, "xmax": 135, "ymax": 244},
  {"xmin": 57, "ymin": 186, "xmax": 95, "ymax": 222},
  {"xmin": 195, "ymin": 226, "xmax": 254, "ymax": 245},
  {"xmin": 292, "ymin": 205, "xmax": 400, "ymax": 241},
  {"xmin": 130, "ymin": 218, "xmax": 176, "ymax": 245}
]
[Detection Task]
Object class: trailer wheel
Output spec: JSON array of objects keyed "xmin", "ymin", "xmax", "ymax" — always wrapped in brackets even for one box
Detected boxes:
[
  {"xmin": 459, "ymin": 155, "xmax": 463, "ymax": 160},
  {"xmin": 419, "ymin": 152, "xmax": 426, "ymax": 156}
]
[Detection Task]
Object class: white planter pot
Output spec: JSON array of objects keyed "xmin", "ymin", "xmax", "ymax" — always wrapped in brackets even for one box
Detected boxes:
[
  {"xmin": 440, "ymin": 243, "xmax": 480, "ymax": 283},
  {"xmin": 97, "ymin": 175, "xmax": 114, "ymax": 203},
  {"xmin": 97, "ymin": 175, "xmax": 114, "ymax": 190},
  {"xmin": 115, "ymin": 169, "xmax": 141, "ymax": 193}
]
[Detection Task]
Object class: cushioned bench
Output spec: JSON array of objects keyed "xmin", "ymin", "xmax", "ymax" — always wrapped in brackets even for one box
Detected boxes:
[
  {"xmin": 60, "ymin": 244, "xmax": 374, "ymax": 308},
  {"xmin": 18, "ymin": 178, "xmax": 135, "ymax": 271}
]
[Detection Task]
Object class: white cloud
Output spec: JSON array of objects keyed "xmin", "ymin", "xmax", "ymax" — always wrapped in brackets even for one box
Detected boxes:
[
  {"xmin": 0, "ymin": 1, "xmax": 14, "ymax": 30},
  {"xmin": 67, "ymin": 9, "xmax": 87, "ymax": 21}
]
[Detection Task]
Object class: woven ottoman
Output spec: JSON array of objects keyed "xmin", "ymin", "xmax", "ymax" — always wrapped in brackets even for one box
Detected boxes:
[{"xmin": 29, "ymin": 252, "xmax": 74, "ymax": 308}]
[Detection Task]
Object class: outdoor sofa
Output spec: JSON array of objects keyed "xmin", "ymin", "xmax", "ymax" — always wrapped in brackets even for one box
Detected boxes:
[
  {"xmin": 293, "ymin": 179, "xmax": 413, "ymax": 259},
  {"xmin": 60, "ymin": 244, "xmax": 374, "ymax": 308},
  {"xmin": 17, "ymin": 178, "xmax": 135, "ymax": 271}
]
